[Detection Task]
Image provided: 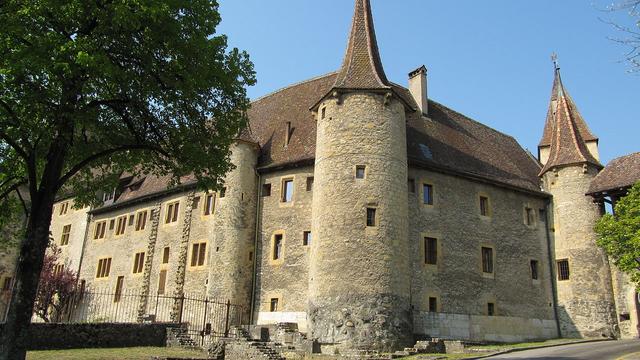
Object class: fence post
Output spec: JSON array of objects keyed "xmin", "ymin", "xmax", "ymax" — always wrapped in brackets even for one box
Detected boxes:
[
  {"xmin": 154, "ymin": 291, "xmax": 160, "ymax": 318},
  {"xmin": 224, "ymin": 300, "xmax": 231, "ymax": 337},
  {"xmin": 201, "ymin": 297, "xmax": 209, "ymax": 345},
  {"xmin": 178, "ymin": 293, "xmax": 185, "ymax": 324}
]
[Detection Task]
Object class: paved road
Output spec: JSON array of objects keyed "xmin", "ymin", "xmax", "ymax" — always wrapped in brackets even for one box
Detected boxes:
[{"xmin": 485, "ymin": 339, "xmax": 640, "ymax": 360}]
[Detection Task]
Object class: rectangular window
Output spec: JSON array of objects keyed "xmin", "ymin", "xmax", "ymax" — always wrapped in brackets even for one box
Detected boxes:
[
  {"xmin": 366, "ymin": 208, "xmax": 376, "ymax": 227},
  {"xmin": 273, "ymin": 234, "xmax": 283, "ymax": 260},
  {"xmin": 423, "ymin": 184, "xmax": 434, "ymax": 205},
  {"xmin": 557, "ymin": 259, "xmax": 570, "ymax": 281},
  {"xmin": 480, "ymin": 196, "xmax": 490, "ymax": 216},
  {"xmin": 303, "ymin": 231, "xmax": 312, "ymax": 246},
  {"xmin": 133, "ymin": 252, "xmax": 145, "ymax": 274},
  {"xmin": 109, "ymin": 219, "xmax": 115, "ymax": 230},
  {"xmin": 525, "ymin": 207, "xmax": 535, "ymax": 226},
  {"xmin": 115, "ymin": 216, "xmax": 127, "ymax": 236},
  {"xmin": 428, "ymin": 297, "xmax": 438, "ymax": 312},
  {"xmin": 281, "ymin": 179, "xmax": 293, "ymax": 203},
  {"xmin": 94, "ymin": 221, "xmax": 107, "ymax": 240},
  {"xmin": 191, "ymin": 243, "xmax": 207, "ymax": 267},
  {"xmin": 321, "ymin": 107, "xmax": 326, "ymax": 119},
  {"xmin": 482, "ymin": 247, "xmax": 494, "ymax": 274},
  {"xmin": 487, "ymin": 302, "xmax": 495, "ymax": 316},
  {"xmin": 60, "ymin": 224, "xmax": 71, "ymax": 246},
  {"xmin": 424, "ymin": 237, "xmax": 438, "ymax": 265},
  {"xmin": 539, "ymin": 209, "xmax": 546, "ymax": 223},
  {"xmin": 128, "ymin": 214, "xmax": 135, "ymax": 226},
  {"xmin": 114, "ymin": 276, "xmax": 124, "ymax": 303},
  {"xmin": 530, "ymin": 260, "xmax": 539, "ymax": 280},
  {"xmin": 262, "ymin": 184, "xmax": 272, "ymax": 197},
  {"xmin": 270, "ymin": 298, "xmax": 279, "ymax": 312},
  {"xmin": 162, "ymin": 247, "xmax": 170, "ymax": 264},
  {"xmin": 2, "ymin": 277, "xmax": 12, "ymax": 291},
  {"xmin": 158, "ymin": 270, "xmax": 167, "ymax": 295},
  {"xmin": 59, "ymin": 202, "xmax": 69, "ymax": 216},
  {"xmin": 165, "ymin": 202, "xmax": 180, "ymax": 224},
  {"xmin": 219, "ymin": 187, "xmax": 226, "ymax": 198},
  {"xmin": 355, "ymin": 165, "xmax": 366, "ymax": 179},
  {"xmin": 53, "ymin": 264, "xmax": 64, "ymax": 276},
  {"xmin": 135, "ymin": 211, "xmax": 148, "ymax": 231},
  {"xmin": 408, "ymin": 178, "xmax": 416, "ymax": 193},
  {"xmin": 306, "ymin": 177, "xmax": 314, "ymax": 192},
  {"xmin": 204, "ymin": 193, "xmax": 216, "ymax": 215},
  {"xmin": 96, "ymin": 258, "xmax": 112, "ymax": 278}
]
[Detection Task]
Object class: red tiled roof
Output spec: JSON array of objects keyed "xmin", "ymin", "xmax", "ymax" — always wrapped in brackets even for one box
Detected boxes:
[
  {"xmin": 539, "ymin": 69, "xmax": 597, "ymax": 147},
  {"xmin": 588, "ymin": 152, "xmax": 640, "ymax": 195},
  {"xmin": 539, "ymin": 71, "xmax": 602, "ymax": 176},
  {"xmin": 333, "ymin": 0, "xmax": 389, "ymax": 90}
]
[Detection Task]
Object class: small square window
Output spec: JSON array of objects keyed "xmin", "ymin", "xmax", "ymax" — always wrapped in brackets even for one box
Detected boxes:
[
  {"xmin": 306, "ymin": 177, "xmax": 314, "ymax": 192},
  {"xmin": 428, "ymin": 297, "xmax": 438, "ymax": 312},
  {"xmin": 408, "ymin": 178, "xmax": 415, "ymax": 193},
  {"xmin": 262, "ymin": 184, "xmax": 272, "ymax": 197},
  {"xmin": 480, "ymin": 196, "xmax": 490, "ymax": 216},
  {"xmin": 423, "ymin": 184, "xmax": 434, "ymax": 205},
  {"xmin": 270, "ymin": 298, "xmax": 279, "ymax": 312},
  {"xmin": 303, "ymin": 231, "xmax": 312, "ymax": 246},
  {"xmin": 557, "ymin": 259, "xmax": 570, "ymax": 281},
  {"xmin": 355, "ymin": 165, "xmax": 366, "ymax": 179},
  {"xmin": 487, "ymin": 302, "xmax": 495, "ymax": 316},
  {"xmin": 366, "ymin": 208, "xmax": 376, "ymax": 227},
  {"xmin": 281, "ymin": 179, "xmax": 293, "ymax": 203},
  {"xmin": 530, "ymin": 260, "xmax": 539, "ymax": 280}
]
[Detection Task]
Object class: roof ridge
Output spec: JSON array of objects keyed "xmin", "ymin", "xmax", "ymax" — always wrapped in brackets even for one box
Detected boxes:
[{"xmin": 250, "ymin": 72, "xmax": 338, "ymax": 103}]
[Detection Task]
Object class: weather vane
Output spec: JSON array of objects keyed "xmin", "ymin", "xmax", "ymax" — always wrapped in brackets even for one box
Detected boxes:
[{"xmin": 551, "ymin": 52, "xmax": 559, "ymax": 70}]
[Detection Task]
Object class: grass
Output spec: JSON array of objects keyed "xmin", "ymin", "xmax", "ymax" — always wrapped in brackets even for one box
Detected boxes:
[{"xmin": 26, "ymin": 346, "xmax": 208, "ymax": 360}]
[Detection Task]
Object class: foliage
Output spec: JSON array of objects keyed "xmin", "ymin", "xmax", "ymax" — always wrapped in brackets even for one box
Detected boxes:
[
  {"xmin": 596, "ymin": 182, "xmax": 640, "ymax": 288},
  {"xmin": 33, "ymin": 242, "xmax": 78, "ymax": 323}
]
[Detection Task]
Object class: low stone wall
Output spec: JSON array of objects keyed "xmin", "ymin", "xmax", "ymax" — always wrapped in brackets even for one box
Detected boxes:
[
  {"xmin": 414, "ymin": 312, "xmax": 559, "ymax": 343},
  {"xmin": 0, "ymin": 322, "xmax": 175, "ymax": 350}
]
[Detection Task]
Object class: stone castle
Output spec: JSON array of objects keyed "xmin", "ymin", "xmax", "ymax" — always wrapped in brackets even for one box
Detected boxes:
[{"xmin": 2, "ymin": 0, "xmax": 640, "ymax": 353}]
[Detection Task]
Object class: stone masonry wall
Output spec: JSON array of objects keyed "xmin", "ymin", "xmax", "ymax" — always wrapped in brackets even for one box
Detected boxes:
[
  {"xmin": 543, "ymin": 165, "xmax": 618, "ymax": 338},
  {"xmin": 50, "ymin": 198, "xmax": 90, "ymax": 273},
  {"xmin": 309, "ymin": 93, "xmax": 411, "ymax": 352}
]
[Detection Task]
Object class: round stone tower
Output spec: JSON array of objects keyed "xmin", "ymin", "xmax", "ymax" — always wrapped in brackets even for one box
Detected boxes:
[
  {"xmin": 308, "ymin": 0, "xmax": 413, "ymax": 352},
  {"xmin": 539, "ymin": 67, "xmax": 618, "ymax": 338},
  {"xmin": 207, "ymin": 140, "xmax": 258, "ymax": 320}
]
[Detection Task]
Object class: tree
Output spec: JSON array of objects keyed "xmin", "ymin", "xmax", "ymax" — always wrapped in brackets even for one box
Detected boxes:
[
  {"xmin": 596, "ymin": 182, "xmax": 640, "ymax": 288},
  {"xmin": 603, "ymin": 0, "xmax": 640, "ymax": 72},
  {"xmin": 0, "ymin": 1, "xmax": 255, "ymax": 358},
  {"xmin": 33, "ymin": 242, "xmax": 78, "ymax": 323}
]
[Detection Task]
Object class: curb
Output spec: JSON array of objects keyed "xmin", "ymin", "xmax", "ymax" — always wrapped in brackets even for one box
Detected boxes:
[{"xmin": 460, "ymin": 338, "xmax": 614, "ymax": 359}]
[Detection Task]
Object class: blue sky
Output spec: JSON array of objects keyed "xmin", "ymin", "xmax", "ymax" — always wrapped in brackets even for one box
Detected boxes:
[{"xmin": 217, "ymin": 1, "xmax": 639, "ymax": 164}]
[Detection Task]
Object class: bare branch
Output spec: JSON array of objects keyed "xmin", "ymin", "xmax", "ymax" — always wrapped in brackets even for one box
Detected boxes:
[{"xmin": 0, "ymin": 180, "xmax": 26, "ymax": 202}]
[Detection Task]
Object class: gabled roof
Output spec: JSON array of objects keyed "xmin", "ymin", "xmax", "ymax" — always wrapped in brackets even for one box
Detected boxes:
[
  {"xmin": 588, "ymin": 152, "xmax": 640, "ymax": 195},
  {"xmin": 539, "ymin": 68, "xmax": 597, "ymax": 147},
  {"xmin": 539, "ymin": 69, "xmax": 602, "ymax": 176},
  {"xmin": 333, "ymin": 0, "xmax": 389, "ymax": 90}
]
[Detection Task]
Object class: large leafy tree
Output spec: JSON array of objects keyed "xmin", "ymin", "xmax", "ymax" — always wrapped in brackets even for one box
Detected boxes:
[
  {"xmin": 596, "ymin": 182, "xmax": 640, "ymax": 288},
  {"xmin": 0, "ymin": 0, "xmax": 255, "ymax": 358}
]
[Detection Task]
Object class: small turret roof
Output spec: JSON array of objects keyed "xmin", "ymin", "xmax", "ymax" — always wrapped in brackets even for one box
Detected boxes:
[
  {"xmin": 539, "ymin": 68, "xmax": 597, "ymax": 147},
  {"xmin": 539, "ymin": 69, "xmax": 602, "ymax": 176},
  {"xmin": 333, "ymin": 0, "xmax": 390, "ymax": 90}
]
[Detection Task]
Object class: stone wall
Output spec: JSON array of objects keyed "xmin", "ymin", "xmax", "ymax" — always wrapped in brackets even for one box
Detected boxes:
[
  {"xmin": 409, "ymin": 168, "xmax": 556, "ymax": 322},
  {"xmin": 254, "ymin": 165, "xmax": 314, "ymax": 331},
  {"xmin": 309, "ymin": 93, "xmax": 411, "ymax": 352},
  {"xmin": 50, "ymin": 198, "xmax": 90, "ymax": 273},
  {"xmin": 0, "ymin": 322, "xmax": 172, "ymax": 350},
  {"xmin": 413, "ymin": 312, "xmax": 557, "ymax": 343},
  {"xmin": 543, "ymin": 165, "xmax": 618, "ymax": 338}
]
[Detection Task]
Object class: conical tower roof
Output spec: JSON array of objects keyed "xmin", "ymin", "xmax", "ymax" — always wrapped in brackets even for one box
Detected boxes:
[
  {"xmin": 333, "ymin": 0, "xmax": 390, "ymax": 90},
  {"xmin": 539, "ymin": 69, "xmax": 602, "ymax": 176},
  {"xmin": 539, "ymin": 68, "xmax": 597, "ymax": 147}
]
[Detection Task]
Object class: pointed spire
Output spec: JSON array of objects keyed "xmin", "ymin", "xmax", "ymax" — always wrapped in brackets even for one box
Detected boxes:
[
  {"xmin": 333, "ymin": 0, "xmax": 390, "ymax": 90},
  {"xmin": 539, "ymin": 59, "xmax": 597, "ymax": 148},
  {"xmin": 539, "ymin": 68, "xmax": 602, "ymax": 176}
]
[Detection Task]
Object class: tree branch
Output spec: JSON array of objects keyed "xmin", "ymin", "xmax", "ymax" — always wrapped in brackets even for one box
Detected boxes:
[
  {"xmin": 0, "ymin": 180, "xmax": 26, "ymax": 202},
  {"xmin": 0, "ymin": 129, "xmax": 29, "ymax": 161}
]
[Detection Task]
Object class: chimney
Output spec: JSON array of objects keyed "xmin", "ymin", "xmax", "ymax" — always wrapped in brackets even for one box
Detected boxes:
[
  {"xmin": 284, "ymin": 121, "xmax": 291, "ymax": 147},
  {"xmin": 408, "ymin": 65, "xmax": 428, "ymax": 115}
]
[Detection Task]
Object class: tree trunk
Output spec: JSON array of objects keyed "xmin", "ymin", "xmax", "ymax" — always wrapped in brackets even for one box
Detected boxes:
[{"xmin": 0, "ymin": 196, "xmax": 56, "ymax": 360}]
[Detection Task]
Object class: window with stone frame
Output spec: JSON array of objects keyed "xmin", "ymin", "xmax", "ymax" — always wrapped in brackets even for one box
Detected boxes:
[
  {"xmin": 114, "ymin": 276, "xmax": 124, "ymax": 302},
  {"xmin": 424, "ymin": 237, "xmax": 438, "ymax": 265},
  {"xmin": 408, "ymin": 178, "xmax": 416, "ymax": 193},
  {"xmin": 96, "ymin": 258, "xmax": 112, "ymax": 278},
  {"xmin": 262, "ymin": 184, "xmax": 272, "ymax": 197},
  {"xmin": 479, "ymin": 196, "xmax": 490, "ymax": 217},
  {"xmin": 281, "ymin": 179, "xmax": 294, "ymax": 203},
  {"xmin": 270, "ymin": 298, "xmax": 279, "ymax": 312},
  {"xmin": 273, "ymin": 234, "xmax": 283, "ymax": 260},
  {"xmin": 487, "ymin": 302, "xmax": 495, "ymax": 316},
  {"xmin": 60, "ymin": 224, "xmax": 71, "ymax": 246},
  {"xmin": 162, "ymin": 247, "xmax": 170, "ymax": 264},
  {"xmin": 94, "ymin": 221, "xmax": 107, "ymax": 239},
  {"xmin": 132, "ymin": 252, "xmax": 145, "ymax": 274},
  {"xmin": 423, "ymin": 184, "xmax": 434, "ymax": 205},
  {"xmin": 306, "ymin": 177, "xmax": 314, "ymax": 192},
  {"xmin": 190, "ymin": 242, "xmax": 207, "ymax": 267},
  {"xmin": 557, "ymin": 259, "xmax": 570, "ymax": 281},
  {"xmin": 128, "ymin": 214, "xmax": 135, "ymax": 226},
  {"xmin": 366, "ymin": 208, "xmax": 377, "ymax": 227},
  {"xmin": 165, "ymin": 201, "xmax": 180, "ymax": 224},
  {"xmin": 219, "ymin": 187, "xmax": 226, "ymax": 198},
  {"xmin": 481, "ymin": 247, "xmax": 494, "ymax": 274},
  {"xmin": 525, "ymin": 207, "xmax": 535, "ymax": 226},
  {"xmin": 303, "ymin": 231, "xmax": 312, "ymax": 246},
  {"xmin": 135, "ymin": 211, "xmax": 148, "ymax": 231},
  {"xmin": 355, "ymin": 165, "xmax": 366, "ymax": 179},
  {"xmin": 428, "ymin": 297, "xmax": 438, "ymax": 312},
  {"xmin": 115, "ymin": 216, "xmax": 127, "ymax": 235},
  {"xmin": 53, "ymin": 264, "xmax": 64, "ymax": 276},
  {"xmin": 530, "ymin": 260, "xmax": 539, "ymax": 280},
  {"xmin": 158, "ymin": 270, "xmax": 168, "ymax": 295},
  {"xmin": 203, "ymin": 193, "xmax": 216, "ymax": 215},
  {"xmin": 58, "ymin": 201, "xmax": 69, "ymax": 216}
]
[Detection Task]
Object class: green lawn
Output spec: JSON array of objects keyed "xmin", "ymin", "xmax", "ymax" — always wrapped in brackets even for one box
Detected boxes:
[{"xmin": 27, "ymin": 347, "xmax": 208, "ymax": 360}]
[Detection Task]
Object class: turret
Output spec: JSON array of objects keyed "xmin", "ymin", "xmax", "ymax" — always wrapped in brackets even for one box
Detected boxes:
[
  {"xmin": 309, "ymin": 0, "xmax": 413, "ymax": 352},
  {"xmin": 207, "ymin": 140, "xmax": 259, "ymax": 320},
  {"xmin": 539, "ymin": 63, "xmax": 617, "ymax": 338}
]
